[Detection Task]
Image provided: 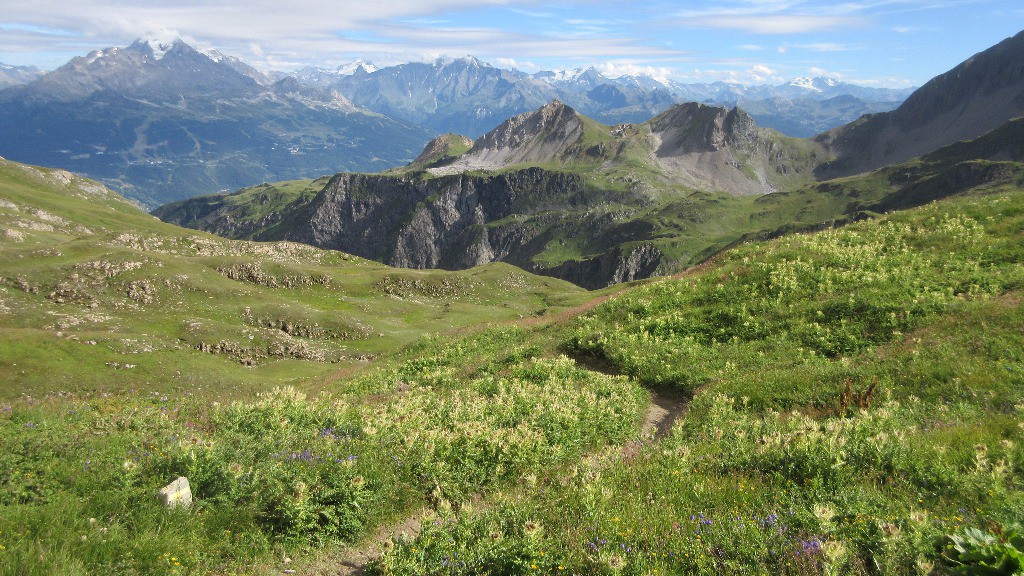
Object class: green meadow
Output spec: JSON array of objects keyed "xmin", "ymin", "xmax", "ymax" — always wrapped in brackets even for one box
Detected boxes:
[{"xmin": 1, "ymin": 157, "xmax": 1022, "ymax": 574}]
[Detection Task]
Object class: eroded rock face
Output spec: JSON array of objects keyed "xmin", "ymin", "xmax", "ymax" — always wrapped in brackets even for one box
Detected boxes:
[
  {"xmin": 288, "ymin": 173, "xmax": 427, "ymax": 259},
  {"xmin": 286, "ymin": 168, "xmax": 606, "ymax": 275},
  {"xmin": 647, "ymin": 102, "xmax": 813, "ymax": 196},
  {"xmin": 533, "ymin": 244, "xmax": 664, "ymax": 290},
  {"xmin": 159, "ymin": 164, "xmax": 663, "ymax": 288}
]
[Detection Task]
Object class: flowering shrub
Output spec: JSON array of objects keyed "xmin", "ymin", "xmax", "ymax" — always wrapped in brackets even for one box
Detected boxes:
[{"xmin": 0, "ymin": 347, "xmax": 646, "ymax": 573}]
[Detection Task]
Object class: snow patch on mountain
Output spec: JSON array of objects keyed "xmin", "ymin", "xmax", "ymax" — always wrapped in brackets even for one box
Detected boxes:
[
  {"xmin": 144, "ymin": 39, "xmax": 178, "ymax": 61},
  {"xmin": 434, "ymin": 56, "xmax": 487, "ymax": 68},
  {"xmin": 83, "ymin": 49, "xmax": 113, "ymax": 65},
  {"xmin": 337, "ymin": 60, "xmax": 377, "ymax": 75},
  {"xmin": 201, "ymin": 49, "xmax": 226, "ymax": 63},
  {"xmin": 534, "ymin": 67, "xmax": 606, "ymax": 85},
  {"xmin": 786, "ymin": 77, "xmax": 842, "ymax": 92}
]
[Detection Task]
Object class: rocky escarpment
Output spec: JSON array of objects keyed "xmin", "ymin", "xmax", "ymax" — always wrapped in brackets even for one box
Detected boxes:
[
  {"xmin": 158, "ymin": 166, "xmax": 667, "ymax": 288},
  {"xmin": 533, "ymin": 243, "xmax": 664, "ymax": 290},
  {"xmin": 289, "ymin": 168, "xmax": 598, "ymax": 269}
]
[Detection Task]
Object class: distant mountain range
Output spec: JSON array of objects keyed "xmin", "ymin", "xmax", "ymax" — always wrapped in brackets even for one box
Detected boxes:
[
  {"xmin": 314, "ymin": 56, "xmax": 912, "ymax": 137},
  {"xmin": 157, "ymin": 30, "xmax": 1024, "ymax": 288},
  {"xmin": 0, "ymin": 40, "xmax": 432, "ymax": 206},
  {"xmin": 0, "ymin": 39, "xmax": 919, "ymax": 206},
  {"xmin": 0, "ymin": 63, "xmax": 44, "ymax": 90}
]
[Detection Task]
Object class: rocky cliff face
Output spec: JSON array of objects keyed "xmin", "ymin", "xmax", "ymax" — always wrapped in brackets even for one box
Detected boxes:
[
  {"xmin": 534, "ymin": 243, "xmax": 664, "ymax": 290},
  {"xmin": 282, "ymin": 169, "xmax": 617, "ymax": 277},
  {"xmin": 159, "ymin": 166, "xmax": 664, "ymax": 288}
]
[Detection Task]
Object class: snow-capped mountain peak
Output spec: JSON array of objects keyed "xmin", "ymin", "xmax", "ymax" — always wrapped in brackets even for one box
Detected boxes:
[
  {"xmin": 615, "ymin": 73, "xmax": 675, "ymax": 91},
  {"xmin": 336, "ymin": 60, "xmax": 377, "ymax": 75},
  {"xmin": 124, "ymin": 37, "xmax": 186, "ymax": 61},
  {"xmin": 138, "ymin": 36, "xmax": 184, "ymax": 61},
  {"xmin": 434, "ymin": 55, "xmax": 487, "ymax": 69},
  {"xmin": 785, "ymin": 76, "xmax": 843, "ymax": 92},
  {"xmin": 788, "ymin": 76, "xmax": 821, "ymax": 91},
  {"xmin": 535, "ymin": 66, "xmax": 604, "ymax": 84},
  {"xmin": 147, "ymin": 39, "xmax": 174, "ymax": 60}
]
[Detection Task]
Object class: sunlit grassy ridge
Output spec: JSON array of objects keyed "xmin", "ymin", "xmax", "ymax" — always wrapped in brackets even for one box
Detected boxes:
[{"xmin": 566, "ymin": 186, "xmax": 1023, "ymax": 403}]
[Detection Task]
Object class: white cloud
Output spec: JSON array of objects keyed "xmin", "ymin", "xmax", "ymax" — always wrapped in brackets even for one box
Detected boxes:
[
  {"xmin": 686, "ymin": 63, "xmax": 787, "ymax": 86},
  {"xmin": 680, "ymin": 15, "xmax": 864, "ymax": 34},
  {"xmin": 596, "ymin": 62, "xmax": 676, "ymax": 82},
  {"xmin": 798, "ymin": 42, "xmax": 854, "ymax": 51},
  {"xmin": 779, "ymin": 42, "xmax": 857, "ymax": 52},
  {"xmin": 492, "ymin": 57, "xmax": 539, "ymax": 71},
  {"xmin": 808, "ymin": 66, "xmax": 843, "ymax": 79},
  {"xmin": 747, "ymin": 63, "xmax": 782, "ymax": 83}
]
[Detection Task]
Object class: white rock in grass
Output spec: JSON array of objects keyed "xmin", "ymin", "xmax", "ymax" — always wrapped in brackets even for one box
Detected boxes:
[{"xmin": 159, "ymin": 476, "xmax": 192, "ymax": 508}]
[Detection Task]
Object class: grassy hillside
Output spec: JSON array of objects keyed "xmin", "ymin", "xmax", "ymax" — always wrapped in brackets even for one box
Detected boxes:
[
  {"xmin": 2, "ymin": 156, "xmax": 1022, "ymax": 574},
  {"xmin": 0, "ymin": 158, "xmax": 590, "ymax": 399},
  {"xmin": 371, "ymin": 180, "xmax": 1024, "ymax": 575}
]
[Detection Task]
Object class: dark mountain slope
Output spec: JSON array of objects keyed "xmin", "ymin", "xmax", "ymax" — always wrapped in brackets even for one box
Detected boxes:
[{"xmin": 816, "ymin": 30, "xmax": 1024, "ymax": 178}]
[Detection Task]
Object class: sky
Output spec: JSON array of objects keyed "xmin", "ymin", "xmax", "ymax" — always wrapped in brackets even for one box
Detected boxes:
[{"xmin": 1, "ymin": 0, "xmax": 1023, "ymax": 87}]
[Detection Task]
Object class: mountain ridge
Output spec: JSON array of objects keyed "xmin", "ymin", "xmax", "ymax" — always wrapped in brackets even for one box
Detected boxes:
[
  {"xmin": 419, "ymin": 100, "xmax": 820, "ymax": 197},
  {"xmin": 326, "ymin": 57, "xmax": 913, "ymax": 138},
  {"xmin": 157, "ymin": 96, "xmax": 961, "ymax": 288},
  {"xmin": 816, "ymin": 29, "xmax": 1024, "ymax": 178}
]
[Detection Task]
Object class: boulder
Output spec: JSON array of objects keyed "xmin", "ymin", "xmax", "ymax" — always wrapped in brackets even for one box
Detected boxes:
[{"xmin": 158, "ymin": 476, "xmax": 192, "ymax": 508}]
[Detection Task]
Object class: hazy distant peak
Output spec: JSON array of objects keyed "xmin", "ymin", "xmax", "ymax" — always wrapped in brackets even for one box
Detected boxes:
[
  {"xmin": 534, "ymin": 66, "xmax": 605, "ymax": 84},
  {"xmin": 336, "ymin": 60, "xmax": 377, "ymax": 75},
  {"xmin": 0, "ymin": 62, "xmax": 42, "ymax": 73},
  {"xmin": 785, "ymin": 76, "xmax": 841, "ymax": 92},
  {"xmin": 434, "ymin": 55, "xmax": 488, "ymax": 68},
  {"xmin": 127, "ymin": 37, "xmax": 187, "ymax": 61}
]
